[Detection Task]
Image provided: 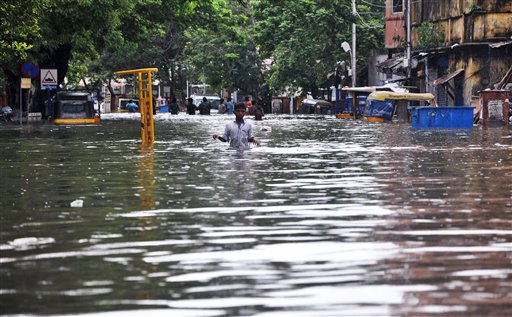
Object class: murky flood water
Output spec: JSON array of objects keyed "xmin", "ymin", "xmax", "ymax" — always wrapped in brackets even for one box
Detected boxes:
[{"xmin": 1, "ymin": 113, "xmax": 511, "ymax": 317}]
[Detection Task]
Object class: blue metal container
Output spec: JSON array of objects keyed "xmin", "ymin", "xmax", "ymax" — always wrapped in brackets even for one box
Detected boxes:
[{"xmin": 411, "ymin": 106, "xmax": 475, "ymax": 129}]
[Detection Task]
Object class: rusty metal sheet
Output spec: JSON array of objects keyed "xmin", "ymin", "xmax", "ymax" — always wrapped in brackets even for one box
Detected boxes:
[{"xmin": 433, "ymin": 68, "xmax": 464, "ymax": 86}]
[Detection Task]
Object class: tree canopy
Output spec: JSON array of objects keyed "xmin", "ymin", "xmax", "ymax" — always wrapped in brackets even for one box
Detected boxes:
[
  {"xmin": 0, "ymin": 0, "xmax": 386, "ymax": 111},
  {"xmin": 251, "ymin": 0, "xmax": 384, "ymax": 97}
]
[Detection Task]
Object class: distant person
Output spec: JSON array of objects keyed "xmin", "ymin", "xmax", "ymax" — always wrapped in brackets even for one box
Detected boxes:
[
  {"xmin": 218, "ymin": 98, "xmax": 226, "ymax": 114},
  {"xmin": 226, "ymin": 97, "xmax": 234, "ymax": 115},
  {"xmin": 213, "ymin": 102, "xmax": 260, "ymax": 150},
  {"xmin": 179, "ymin": 99, "xmax": 186, "ymax": 112},
  {"xmin": 198, "ymin": 97, "xmax": 212, "ymax": 115},
  {"xmin": 126, "ymin": 100, "xmax": 138, "ymax": 113},
  {"xmin": 169, "ymin": 97, "xmax": 179, "ymax": 114},
  {"xmin": 245, "ymin": 96, "xmax": 254, "ymax": 115},
  {"xmin": 254, "ymin": 101, "xmax": 264, "ymax": 121},
  {"xmin": 186, "ymin": 98, "xmax": 197, "ymax": 115},
  {"xmin": 272, "ymin": 99, "xmax": 282, "ymax": 114}
]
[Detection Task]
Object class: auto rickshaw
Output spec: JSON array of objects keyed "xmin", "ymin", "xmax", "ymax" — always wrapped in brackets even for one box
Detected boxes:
[
  {"xmin": 53, "ymin": 91, "xmax": 100, "ymax": 124},
  {"xmin": 300, "ymin": 99, "xmax": 334, "ymax": 115},
  {"xmin": 362, "ymin": 91, "xmax": 436, "ymax": 123}
]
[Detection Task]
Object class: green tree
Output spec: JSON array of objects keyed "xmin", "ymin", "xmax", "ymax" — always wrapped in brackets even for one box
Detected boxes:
[
  {"xmin": 85, "ymin": 0, "xmax": 228, "ymax": 102},
  {"xmin": 183, "ymin": 1, "xmax": 272, "ymax": 105},
  {"xmin": 251, "ymin": 0, "xmax": 385, "ymax": 97},
  {"xmin": 416, "ymin": 22, "xmax": 444, "ymax": 48},
  {"xmin": 29, "ymin": 0, "xmax": 139, "ymax": 115},
  {"xmin": 0, "ymin": 0, "xmax": 47, "ymax": 106}
]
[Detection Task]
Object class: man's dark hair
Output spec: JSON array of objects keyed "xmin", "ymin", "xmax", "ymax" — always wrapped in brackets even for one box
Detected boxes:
[{"xmin": 234, "ymin": 102, "xmax": 245, "ymax": 110}]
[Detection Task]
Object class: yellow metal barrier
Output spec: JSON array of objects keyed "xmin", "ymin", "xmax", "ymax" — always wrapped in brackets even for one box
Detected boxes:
[{"xmin": 115, "ymin": 68, "xmax": 158, "ymax": 144}]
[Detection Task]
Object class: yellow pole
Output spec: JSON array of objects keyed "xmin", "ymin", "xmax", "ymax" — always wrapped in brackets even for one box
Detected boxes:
[
  {"xmin": 138, "ymin": 72, "xmax": 145, "ymax": 142},
  {"xmin": 115, "ymin": 68, "xmax": 158, "ymax": 144},
  {"xmin": 147, "ymin": 71, "xmax": 155, "ymax": 143}
]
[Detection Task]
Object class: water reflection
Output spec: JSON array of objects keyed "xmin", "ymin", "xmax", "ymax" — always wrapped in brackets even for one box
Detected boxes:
[
  {"xmin": 0, "ymin": 114, "xmax": 511, "ymax": 316},
  {"xmin": 136, "ymin": 145, "xmax": 155, "ymax": 208}
]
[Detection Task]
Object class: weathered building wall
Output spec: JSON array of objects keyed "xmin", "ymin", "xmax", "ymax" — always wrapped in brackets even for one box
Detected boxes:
[
  {"xmin": 385, "ymin": 0, "xmax": 405, "ymax": 49},
  {"xmin": 447, "ymin": 45, "xmax": 511, "ymax": 105},
  {"xmin": 385, "ymin": 16, "xmax": 405, "ymax": 48},
  {"xmin": 412, "ymin": 0, "xmax": 512, "ymax": 46},
  {"xmin": 382, "ymin": 0, "xmax": 511, "ymax": 106}
]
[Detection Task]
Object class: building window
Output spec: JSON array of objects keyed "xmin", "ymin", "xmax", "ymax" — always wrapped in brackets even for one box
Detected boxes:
[{"xmin": 392, "ymin": 0, "xmax": 403, "ymax": 13}]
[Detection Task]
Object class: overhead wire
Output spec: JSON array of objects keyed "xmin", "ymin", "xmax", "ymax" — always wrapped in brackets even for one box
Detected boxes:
[
  {"xmin": 353, "ymin": 0, "xmax": 385, "ymax": 29},
  {"xmin": 358, "ymin": 0, "xmax": 387, "ymax": 9}
]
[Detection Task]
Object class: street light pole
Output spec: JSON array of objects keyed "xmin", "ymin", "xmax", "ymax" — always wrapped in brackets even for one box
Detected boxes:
[{"xmin": 341, "ymin": 41, "xmax": 356, "ymax": 118}]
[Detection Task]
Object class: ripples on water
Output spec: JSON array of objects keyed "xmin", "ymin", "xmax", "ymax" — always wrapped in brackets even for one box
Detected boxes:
[{"xmin": 0, "ymin": 113, "xmax": 511, "ymax": 317}]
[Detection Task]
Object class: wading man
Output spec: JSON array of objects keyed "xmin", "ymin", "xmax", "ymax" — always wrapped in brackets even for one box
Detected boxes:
[{"xmin": 213, "ymin": 102, "xmax": 260, "ymax": 150}]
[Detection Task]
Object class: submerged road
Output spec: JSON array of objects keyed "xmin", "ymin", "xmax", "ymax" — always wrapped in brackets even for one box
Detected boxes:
[{"xmin": 0, "ymin": 113, "xmax": 511, "ymax": 316}]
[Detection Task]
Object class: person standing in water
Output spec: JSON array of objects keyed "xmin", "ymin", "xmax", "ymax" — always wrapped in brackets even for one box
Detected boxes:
[
  {"xmin": 186, "ymin": 98, "xmax": 197, "ymax": 115},
  {"xmin": 254, "ymin": 100, "xmax": 264, "ymax": 121},
  {"xmin": 169, "ymin": 97, "xmax": 179, "ymax": 114},
  {"xmin": 226, "ymin": 97, "xmax": 234, "ymax": 115},
  {"xmin": 213, "ymin": 102, "xmax": 260, "ymax": 149},
  {"xmin": 198, "ymin": 97, "xmax": 212, "ymax": 115}
]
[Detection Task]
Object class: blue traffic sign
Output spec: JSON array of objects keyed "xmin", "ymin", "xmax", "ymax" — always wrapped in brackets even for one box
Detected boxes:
[{"xmin": 21, "ymin": 62, "xmax": 40, "ymax": 78}]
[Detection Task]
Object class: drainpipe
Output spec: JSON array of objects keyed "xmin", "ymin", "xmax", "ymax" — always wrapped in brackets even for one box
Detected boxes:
[{"xmin": 352, "ymin": 0, "xmax": 357, "ymax": 88}]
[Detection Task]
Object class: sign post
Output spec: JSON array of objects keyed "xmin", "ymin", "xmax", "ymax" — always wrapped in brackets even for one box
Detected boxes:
[
  {"xmin": 19, "ymin": 78, "xmax": 33, "ymax": 125},
  {"xmin": 40, "ymin": 69, "xmax": 58, "ymax": 119},
  {"xmin": 115, "ymin": 68, "xmax": 158, "ymax": 144},
  {"xmin": 19, "ymin": 62, "xmax": 39, "ymax": 125}
]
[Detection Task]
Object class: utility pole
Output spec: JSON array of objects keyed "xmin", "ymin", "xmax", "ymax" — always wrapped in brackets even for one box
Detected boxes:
[
  {"xmin": 351, "ymin": 0, "xmax": 357, "ymax": 87},
  {"xmin": 405, "ymin": 0, "xmax": 412, "ymax": 80}
]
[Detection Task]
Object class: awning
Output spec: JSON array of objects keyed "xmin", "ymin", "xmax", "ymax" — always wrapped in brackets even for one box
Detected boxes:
[
  {"xmin": 489, "ymin": 40, "xmax": 512, "ymax": 48},
  {"xmin": 377, "ymin": 55, "xmax": 404, "ymax": 71},
  {"xmin": 433, "ymin": 68, "xmax": 464, "ymax": 86}
]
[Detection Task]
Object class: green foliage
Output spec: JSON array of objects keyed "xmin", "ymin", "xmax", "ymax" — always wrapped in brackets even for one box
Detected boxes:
[
  {"xmin": 183, "ymin": 1, "xmax": 264, "ymax": 95},
  {"xmin": 0, "ymin": 1, "xmax": 47, "ymax": 79},
  {"xmin": 416, "ymin": 22, "xmax": 445, "ymax": 48},
  {"xmin": 469, "ymin": 3, "xmax": 483, "ymax": 11},
  {"xmin": 64, "ymin": 63, "xmax": 89, "ymax": 90},
  {"xmin": 392, "ymin": 35, "xmax": 404, "ymax": 48},
  {"xmin": 1, "ymin": 0, "xmax": 386, "ymax": 108},
  {"xmin": 250, "ymin": 0, "xmax": 385, "ymax": 96}
]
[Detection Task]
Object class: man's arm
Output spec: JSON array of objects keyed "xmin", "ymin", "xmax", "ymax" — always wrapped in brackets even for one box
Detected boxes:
[
  {"xmin": 213, "ymin": 134, "xmax": 227, "ymax": 142},
  {"xmin": 213, "ymin": 125, "xmax": 229, "ymax": 142},
  {"xmin": 247, "ymin": 126, "xmax": 260, "ymax": 145}
]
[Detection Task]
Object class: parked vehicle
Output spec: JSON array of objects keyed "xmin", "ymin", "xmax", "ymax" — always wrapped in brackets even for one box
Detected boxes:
[
  {"xmin": 191, "ymin": 95, "xmax": 221, "ymax": 109},
  {"xmin": 53, "ymin": 91, "xmax": 100, "ymax": 124},
  {"xmin": 300, "ymin": 99, "xmax": 334, "ymax": 115},
  {"xmin": 362, "ymin": 91, "xmax": 436, "ymax": 122},
  {"xmin": 337, "ymin": 84, "xmax": 408, "ymax": 119}
]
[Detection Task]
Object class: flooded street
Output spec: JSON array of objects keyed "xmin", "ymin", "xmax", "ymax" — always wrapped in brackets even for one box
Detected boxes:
[{"xmin": 1, "ymin": 113, "xmax": 511, "ymax": 317}]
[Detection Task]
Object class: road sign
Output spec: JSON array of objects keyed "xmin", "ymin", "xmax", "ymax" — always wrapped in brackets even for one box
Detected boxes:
[
  {"xmin": 21, "ymin": 78, "xmax": 31, "ymax": 89},
  {"xmin": 21, "ymin": 62, "xmax": 40, "ymax": 78},
  {"xmin": 40, "ymin": 69, "xmax": 58, "ymax": 90}
]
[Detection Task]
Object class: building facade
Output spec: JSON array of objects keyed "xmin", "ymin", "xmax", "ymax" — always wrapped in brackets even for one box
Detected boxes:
[{"xmin": 380, "ymin": 0, "xmax": 512, "ymax": 106}]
